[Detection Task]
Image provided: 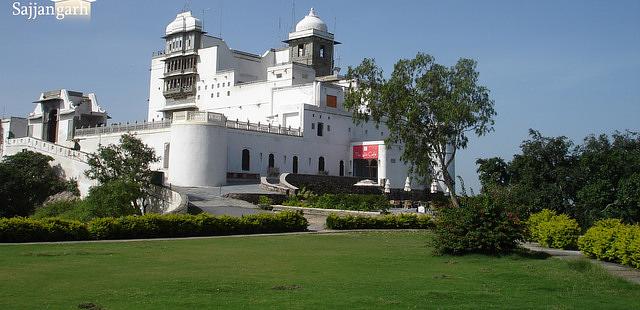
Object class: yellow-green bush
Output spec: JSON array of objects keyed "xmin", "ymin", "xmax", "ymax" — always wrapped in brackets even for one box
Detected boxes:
[
  {"xmin": 579, "ymin": 219, "xmax": 640, "ymax": 269},
  {"xmin": 527, "ymin": 210, "xmax": 580, "ymax": 249},
  {"xmin": 526, "ymin": 209, "xmax": 557, "ymax": 241}
]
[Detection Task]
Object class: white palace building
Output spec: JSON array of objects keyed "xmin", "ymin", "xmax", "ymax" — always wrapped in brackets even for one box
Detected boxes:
[{"xmin": 1, "ymin": 9, "xmax": 453, "ymax": 196}]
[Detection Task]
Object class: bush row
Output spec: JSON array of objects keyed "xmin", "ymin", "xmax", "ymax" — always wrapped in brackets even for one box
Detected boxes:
[
  {"xmin": 526, "ymin": 209, "xmax": 581, "ymax": 249},
  {"xmin": 284, "ymin": 190, "xmax": 390, "ymax": 212},
  {"xmin": 325, "ymin": 213, "xmax": 434, "ymax": 230},
  {"xmin": 0, "ymin": 211, "xmax": 308, "ymax": 243},
  {"xmin": 579, "ymin": 219, "xmax": 640, "ymax": 269}
]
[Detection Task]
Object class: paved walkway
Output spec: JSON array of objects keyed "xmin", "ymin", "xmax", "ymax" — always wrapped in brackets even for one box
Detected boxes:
[
  {"xmin": 173, "ymin": 184, "xmax": 273, "ymax": 216},
  {"xmin": 522, "ymin": 242, "xmax": 640, "ymax": 285}
]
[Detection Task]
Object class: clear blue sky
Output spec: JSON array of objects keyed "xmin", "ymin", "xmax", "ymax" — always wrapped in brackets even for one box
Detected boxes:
[{"xmin": 1, "ymin": 0, "xmax": 639, "ymax": 192}]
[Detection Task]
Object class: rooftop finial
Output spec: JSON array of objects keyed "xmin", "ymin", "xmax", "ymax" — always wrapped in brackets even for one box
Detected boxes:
[{"xmin": 309, "ymin": 7, "xmax": 316, "ymax": 16}]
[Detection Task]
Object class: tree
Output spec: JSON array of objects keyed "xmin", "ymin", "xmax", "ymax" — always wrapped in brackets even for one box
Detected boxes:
[
  {"xmin": 0, "ymin": 151, "xmax": 68, "ymax": 217},
  {"xmin": 476, "ymin": 157, "xmax": 510, "ymax": 190},
  {"xmin": 344, "ymin": 53, "xmax": 496, "ymax": 207},
  {"xmin": 85, "ymin": 134, "xmax": 159, "ymax": 213}
]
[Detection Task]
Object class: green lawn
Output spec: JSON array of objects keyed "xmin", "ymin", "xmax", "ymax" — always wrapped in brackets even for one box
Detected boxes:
[{"xmin": 0, "ymin": 231, "xmax": 638, "ymax": 309}]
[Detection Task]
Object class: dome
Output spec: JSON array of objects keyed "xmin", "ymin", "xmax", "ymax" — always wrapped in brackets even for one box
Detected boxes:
[
  {"xmin": 165, "ymin": 11, "xmax": 202, "ymax": 36},
  {"xmin": 295, "ymin": 8, "xmax": 328, "ymax": 32}
]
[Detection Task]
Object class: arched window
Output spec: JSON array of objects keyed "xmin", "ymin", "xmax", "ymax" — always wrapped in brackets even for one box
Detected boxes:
[
  {"xmin": 242, "ymin": 149, "xmax": 250, "ymax": 171},
  {"xmin": 268, "ymin": 154, "xmax": 275, "ymax": 168},
  {"xmin": 318, "ymin": 156, "xmax": 325, "ymax": 172},
  {"xmin": 293, "ymin": 156, "xmax": 298, "ymax": 174},
  {"xmin": 339, "ymin": 160, "xmax": 344, "ymax": 176}
]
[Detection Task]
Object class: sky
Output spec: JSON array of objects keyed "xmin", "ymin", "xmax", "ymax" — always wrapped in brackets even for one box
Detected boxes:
[{"xmin": 1, "ymin": 0, "xmax": 639, "ymax": 192}]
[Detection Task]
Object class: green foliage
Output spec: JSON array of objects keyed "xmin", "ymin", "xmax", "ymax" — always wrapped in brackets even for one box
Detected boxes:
[
  {"xmin": 85, "ymin": 134, "xmax": 159, "ymax": 211},
  {"xmin": 536, "ymin": 214, "xmax": 581, "ymax": 249},
  {"xmin": 344, "ymin": 53, "xmax": 496, "ymax": 207},
  {"xmin": 325, "ymin": 213, "xmax": 433, "ymax": 230},
  {"xmin": 83, "ymin": 180, "xmax": 141, "ymax": 219},
  {"xmin": 283, "ymin": 190, "xmax": 389, "ymax": 212},
  {"xmin": 0, "ymin": 151, "xmax": 70, "ymax": 217},
  {"xmin": 0, "ymin": 211, "xmax": 307, "ymax": 242},
  {"xmin": 258, "ymin": 195, "xmax": 273, "ymax": 206},
  {"xmin": 525, "ymin": 209, "xmax": 557, "ymax": 241},
  {"xmin": 0, "ymin": 217, "xmax": 89, "ymax": 242},
  {"xmin": 32, "ymin": 200, "xmax": 83, "ymax": 220},
  {"xmin": 87, "ymin": 211, "xmax": 308, "ymax": 240},
  {"xmin": 432, "ymin": 195, "xmax": 524, "ymax": 255},
  {"xmin": 579, "ymin": 219, "xmax": 640, "ymax": 269},
  {"xmin": 477, "ymin": 130, "xmax": 640, "ymax": 227}
]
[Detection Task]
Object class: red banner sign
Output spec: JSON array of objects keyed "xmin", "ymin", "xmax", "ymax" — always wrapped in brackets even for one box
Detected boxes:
[{"xmin": 353, "ymin": 145, "xmax": 378, "ymax": 159}]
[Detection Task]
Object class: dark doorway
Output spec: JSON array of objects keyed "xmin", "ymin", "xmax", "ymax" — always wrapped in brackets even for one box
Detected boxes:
[
  {"xmin": 318, "ymin": 156, "xmax": 325, "ymax": 173},
  {"xmin": 268, "ymin": 153, "xmax": 275, "ymax": 168},
  {"xmin": 292, "ymin": 156, "xmax": 298, "ymax": 174},
  {"xmin": 46, "ymin": 109, "xmax": 58, "ymax": 143},
  {"xmin": 339, "ymin": 160, "xmax": 344, "ymax": 176},
  {"xmin": 242, "ymin": 149, "xmax": 250, "ymax": 171},
  {"xmin": 353, "ymin": 159, "xmax": 378, "ymax": 179}
]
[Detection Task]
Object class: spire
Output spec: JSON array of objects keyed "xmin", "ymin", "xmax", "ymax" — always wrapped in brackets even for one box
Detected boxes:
[{"xmin": 309, "ymin": 7, "xmax": 317, "ymax": 17}]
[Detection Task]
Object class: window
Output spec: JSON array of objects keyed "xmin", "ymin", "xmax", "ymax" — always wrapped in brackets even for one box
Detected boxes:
[
  {"xmin": 217, "ymin": 83, "xmax": 220, "ymax": 88},
  {"xmin": 339, "ymin": 160, "xmax": 344, "ymax": 176},
  {"xmin": 276, "ymin": 73, "xmax": 282, "ymax": 78},
  {"xmin": 217, "ymin": 92, "xmax": 220, "ymax": 97},
  {"xmin": 242, "ymin": 149, "xmax": 250, "ymax": 171},
  {"xmin": 268, "ymin": 154, "xmax": 275, "ymax": 168},
  {"xmin": 162, "ymin": 143, "xmax": 170, "ymax": 169},
  {"xmin": 292, "ymin": 156, "xmax": 298, "ymax": 173},
  {"xmin": 318, "ymin": 156, "xmax": 325, "ymax": 172},
  {"xmin": 326, "ymin": 95, "xmax": 337, "ymax": 108},
  {"xmin": 228, "ymin": 82, "xmax": 231, "ymax": 86},
  {"xmin": 227, "ymin": 91, "xmax": 231, "ymax": 96},
  {"xmin": 298, "ymin": 44, "xmax": 305, "ymax": 57},
  {"xmin": 317, "ymin": 122, "xmax": 324, "ymax": 136},
  {"xmin": 311, "ymin": 123, "xmax": 315, "ymax": 130},
  {"xmin": 211, "ymin": 93, "xmax": 214, "ymax": 98},
  {"xmin": 205, "ymin": 85, "xmax": 207, "ymax": 90},
  {"xmin": 327, "ymin": 125, "xmax": 331, "ymax": 132},
  {"xmin": 319, "ymin": 45, "xmax": 325, "ymax": 58},
  {"xmin": 197, "ymin": 95, "xmax": 200, "ymax": 100}
]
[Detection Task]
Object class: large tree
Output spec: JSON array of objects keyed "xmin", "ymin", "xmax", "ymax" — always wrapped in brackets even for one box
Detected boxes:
[
  {"xmin": 0, "ymin": 151, "xmax": 70, "ymax": 217},
  {"xmin": 85, "ymin": 134, "xmax": 159, "ymax": 212},
  {"xmin": 344, "ymin": 53, "xmax": 496, "ymax": 207}
]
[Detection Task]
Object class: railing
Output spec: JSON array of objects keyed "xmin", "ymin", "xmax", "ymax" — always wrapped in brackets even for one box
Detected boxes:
[
  {"xmin": 5, "ymin": 137, "xmax": 89, "ymax": 163},
  {"xmin": 74, "ymin": 111, "xmax": 302, "ymax": 138},
  {"xmin": 74, "ymin": 119, "xmax": 171, "ymax": 137}
]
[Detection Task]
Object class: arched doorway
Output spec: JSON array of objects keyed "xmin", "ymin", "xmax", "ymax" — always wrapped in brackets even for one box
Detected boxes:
[
  {"xmin": 46, "ymin": 109, "xmax": 58, "ymax": 143},
  {"xmin": 268, "ymin": 154, "xmax": 275, "ymax": 169},
  {"xmin": 292, "ymin": 156, "xmax": 298, "ymax": 174},
  {"xmin": 242, "ymin": 149, "xmax": 250, "ymax": 171},
  {"xmin": 318, "ymin": 156, "xmax": 325, "ymax": 173},
  {"xmin": 339, "ymin": 160, "xmax": 344, "ymax": 176}
]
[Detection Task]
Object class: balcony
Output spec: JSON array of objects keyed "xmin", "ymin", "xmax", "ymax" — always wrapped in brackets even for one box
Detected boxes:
[
  {"xmin": 163, "ymin": 67, "xmax": 197, "ymax": 78},
  {"xmin": 163, "ymin": 85, "xmax": 195, "ymax": 99}
]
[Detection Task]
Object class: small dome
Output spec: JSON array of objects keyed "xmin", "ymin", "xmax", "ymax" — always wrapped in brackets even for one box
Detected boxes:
[
  {"xmin": 295, "ymin": 8, "xmax": 328, "ymax": 32},
  {"xmin": 165, "ymin": 11, "xmax": 202, "ymax": 36}
]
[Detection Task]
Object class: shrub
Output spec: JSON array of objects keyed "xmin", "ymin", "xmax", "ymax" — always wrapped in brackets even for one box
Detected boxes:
[
  {"xmin": 284, "ymin": 191, "xmax": 389, "ymax": 212},
  {"xmin": 536, "ymin": 214, "xmax": 581, "ymax": 249},
  {"xmin": 432, "ymin": 195, "xmax": 524, "ymax": 255},
  {"xmin": 0, "ymin": 217, "xmax": 89, "ymax": 242},
  {"xmin": 83, "ymin": 180, "xmax": 141, "ymax": 219},
  {"xmin": 32, "ymin": 200, "xmax": 83, "ymax": 219},
  {"xmin": 258, "ymin": 196, "xmax": 274, "ymax": 210},
  {"xmin": 87, "ymin": 211, "xmax": 308, "ymax": 240},
  {"xmin": 579, "ymin": 219, "xmax": 640, "ymax": 269},
  {"xmin": 526, "ymin": 209, "xmax": 557, "ymax": 241},
  {"xmin": 325, "ymin": 213, "xmax": 433, "ymax": 230}
]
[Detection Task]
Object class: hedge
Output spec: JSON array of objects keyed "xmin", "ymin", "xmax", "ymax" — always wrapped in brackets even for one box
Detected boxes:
[
  {"xmin": 284, "ymin": 191, "xmax": 390, "ymax": 212},
  {"xmin": 526, "ymin": 210, "xmax": 581, "ymax": 249},
  {"xmin": 578, "ymin": 219, "xmax": 640, "ymax": 269},
  {"xmin": 0, "ymin": 211, "xmax": 308, "ymax": 243},
  {"xmin": 325, "ymin": 213, "xmax": 433, "ymax": 230},
  {"xmin": 0, "ymin": 217, "xmax": 89, "ymax": 242}
]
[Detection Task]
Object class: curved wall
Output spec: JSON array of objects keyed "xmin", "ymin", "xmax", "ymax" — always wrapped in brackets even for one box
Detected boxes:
[{"xmin": 168, "ymin": 122, "xmax": 227, "ymax": 187}]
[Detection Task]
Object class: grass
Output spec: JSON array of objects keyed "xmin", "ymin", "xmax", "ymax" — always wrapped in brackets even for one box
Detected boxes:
[{"xmin": 0, "ymin": 231, "xmax": 638, "ymax": 309}]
